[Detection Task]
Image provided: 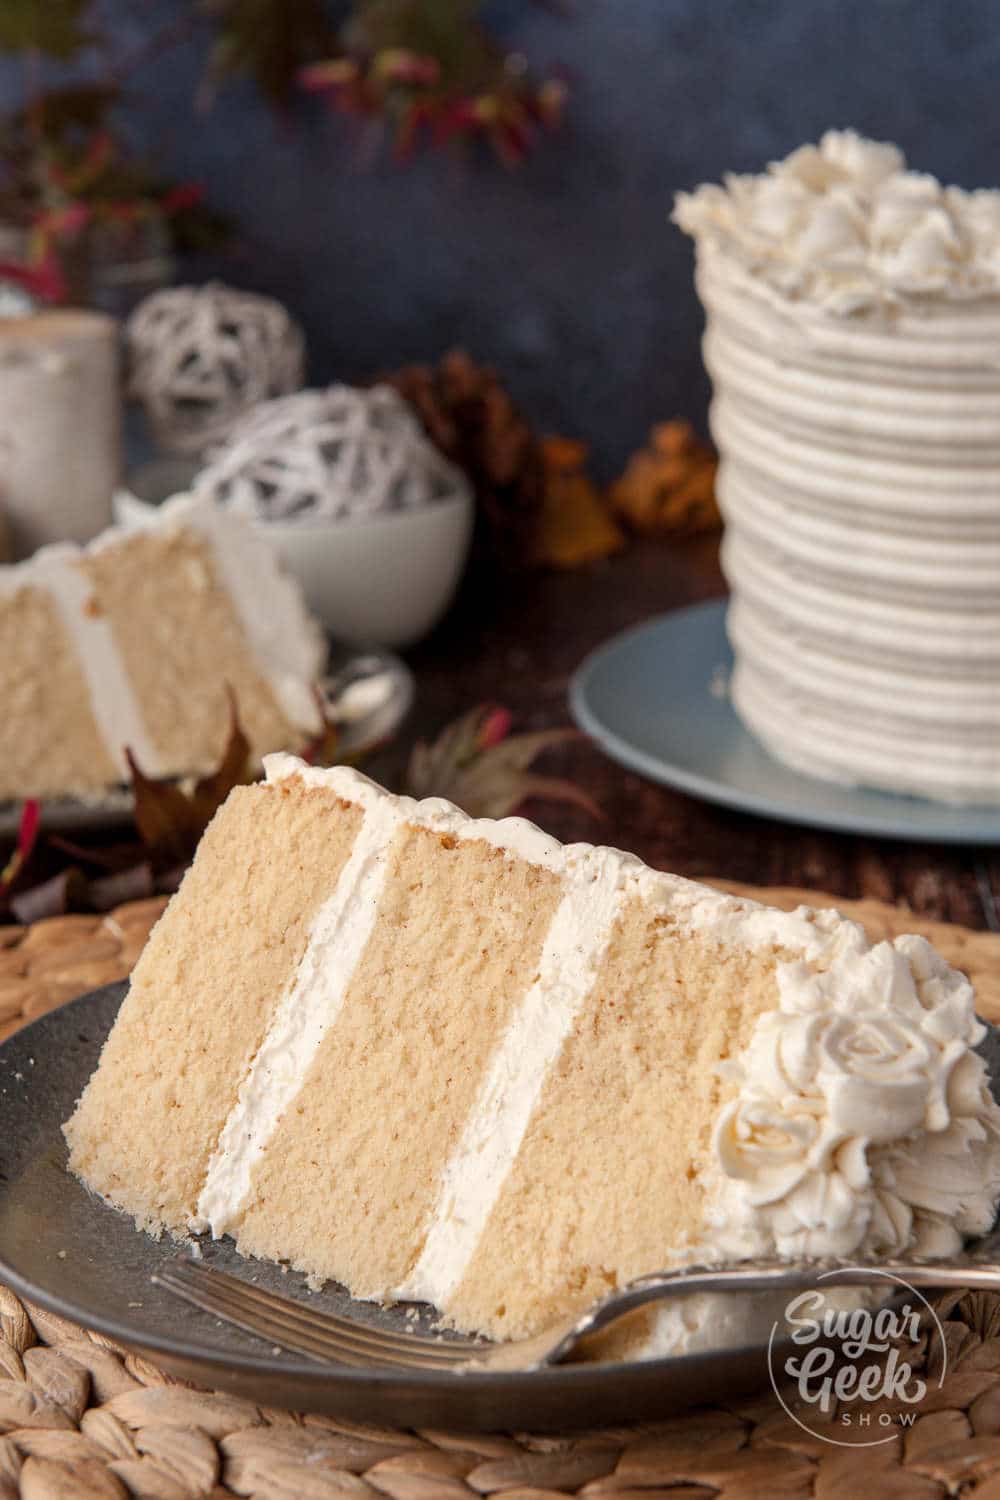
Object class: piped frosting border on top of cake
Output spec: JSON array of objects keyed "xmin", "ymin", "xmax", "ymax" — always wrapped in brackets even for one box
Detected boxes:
[
  {"xmin": 193, "ymin": 757, "xmax": 1000, "ymax": 1318},
  {"xmin": 674, "ymin": 129, "xmax": 1000, "ymax": 315},
  {"xmin": 0, "ymin": 494, "xmax": 324, "ymax": 778}
]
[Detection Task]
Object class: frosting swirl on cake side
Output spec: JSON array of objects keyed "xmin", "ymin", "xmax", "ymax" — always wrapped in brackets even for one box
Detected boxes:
[{"xmin": 708, "ymin": 933, "xmax": 1000, "ymax": 1259}]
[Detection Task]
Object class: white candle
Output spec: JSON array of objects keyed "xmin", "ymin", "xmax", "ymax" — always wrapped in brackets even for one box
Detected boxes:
[{"xmin": 0, "ymin": 309, "xmax": 121, "ymax": 557}]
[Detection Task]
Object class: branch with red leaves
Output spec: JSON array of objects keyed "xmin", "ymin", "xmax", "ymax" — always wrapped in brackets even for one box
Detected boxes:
[{"xmin": 298, "ymin": 1, "xmax": 568, "ymax": 167}]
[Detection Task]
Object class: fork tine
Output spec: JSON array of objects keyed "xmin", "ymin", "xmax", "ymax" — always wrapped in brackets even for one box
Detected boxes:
[
  {"xmin": 154, "ymin": 1270, "xmax": 464, "ymax": 1371},
  {"xmin": 154, "ymin": 1273, "xmax": 473, "ymax": 1371},
  {"xmin": 153, "ymin": 1269, "xmax": 374, "ymax": 1367},
  {"xmin": 152, "ymin": 1260, "xmax": 481, "ymax": 1370},
  {"xmin": 169, "ymin": 1263, "xmax": 482, "ymax": 1361}
]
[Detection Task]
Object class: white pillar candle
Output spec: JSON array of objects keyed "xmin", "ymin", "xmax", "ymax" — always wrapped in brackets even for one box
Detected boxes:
[{"xmin": 0, "ymin": 310, "xmax": 121, "ymax": 558}]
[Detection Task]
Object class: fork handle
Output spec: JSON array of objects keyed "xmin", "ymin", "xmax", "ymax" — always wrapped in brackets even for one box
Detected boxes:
[{"xmin": 545, "ymin": 1259, "xmax": 1000, "ymax": 1365}]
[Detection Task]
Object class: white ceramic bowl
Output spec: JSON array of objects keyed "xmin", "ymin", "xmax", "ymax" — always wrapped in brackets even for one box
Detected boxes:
[{"xmin": 114, "ymin": 458, "xmax": 474, "ymax": 647}]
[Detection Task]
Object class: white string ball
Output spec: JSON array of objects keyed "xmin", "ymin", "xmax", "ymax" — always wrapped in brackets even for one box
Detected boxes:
[
  {"xmin": 193, "ymin": 384, "xmax": 469, "ymax": 523},
  {"xmin": 126, "ymin": 282, "xmax": 306, "ymax": 455}
]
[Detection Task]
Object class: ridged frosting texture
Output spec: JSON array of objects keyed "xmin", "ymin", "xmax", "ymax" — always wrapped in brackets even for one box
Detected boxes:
[
  {"xmin": 674, "ymin": 129, "xmax": 1000, "ymax": 314},
  {"xmin": 675, "ymin": 131, "xmax": 1000, "ymax": 803},
  {"xmin": 708, "ymin": 931, "xmax": 1000, "ymax": 1260}
]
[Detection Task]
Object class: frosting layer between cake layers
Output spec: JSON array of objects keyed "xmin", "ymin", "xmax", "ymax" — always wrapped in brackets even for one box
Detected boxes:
[
  {"xmin": 675, "ymin": 131, "xmax": 1000, "ymax": 804},
  {"xmin": 193, "ymin": 761, "xmax": 1000, "ymax": 1328},
  {"xmin": 0, "ymin": 493, "xmax": 323, "ymax": 789}
]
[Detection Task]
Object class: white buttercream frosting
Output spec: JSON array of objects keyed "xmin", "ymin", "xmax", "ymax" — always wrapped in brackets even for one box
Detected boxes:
[
  {"xmin": 396, "ymin": 844, "xmax": 628, "ymax": 1307},
  {"xmin": 195, "ymin": 782, "xmax": 404, "ymax": 1235},
  {"xmin": 675, "ymin": 129, "xmax": 1000, "ymax": 314},
  {"xmin": 706, "ymin": 933, "xmax": 1000, "ymax": 1260}
]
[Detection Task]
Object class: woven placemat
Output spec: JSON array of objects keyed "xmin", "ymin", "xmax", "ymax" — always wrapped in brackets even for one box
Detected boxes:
[
  {"xmin": 3, "ymin": 885, "xmax": 1000, "ymax": 1497},
  {"xmin": 0, "ymin": 900, "xmax": 168, "ymax": 1050}
]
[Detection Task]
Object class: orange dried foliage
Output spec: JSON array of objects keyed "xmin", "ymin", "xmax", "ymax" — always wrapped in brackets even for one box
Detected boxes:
[
  {"xmin": 611, "ymin": 420, "xmax": 720, "ymax": 537},
  {"xmin": 531, "ymin": 436, "xmax": 625, "ymax": 569}
]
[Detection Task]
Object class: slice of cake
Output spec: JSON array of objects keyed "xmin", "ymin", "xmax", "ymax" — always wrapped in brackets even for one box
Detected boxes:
[
  {"xmin": 0, "ymin": 496, "xmax": 324, "ymax": 801},
  {"xmin": 65, "ymin": 759, "xmax": 1000, "ymax": 1342}
]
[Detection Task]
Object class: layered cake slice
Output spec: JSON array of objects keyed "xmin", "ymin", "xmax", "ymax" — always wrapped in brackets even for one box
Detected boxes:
[
  {"xmin": 0, "ymin": 496, "xmax": 324, "ymax": 800},
  {"xmin": 65, "ymin": 760, "xmax": 1000, "ymax": 1341}
]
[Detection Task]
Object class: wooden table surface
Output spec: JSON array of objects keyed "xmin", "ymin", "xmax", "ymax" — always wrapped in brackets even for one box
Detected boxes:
[{"xmin": 390, "ymin": 533, "xmax": 1000, "ymax": 932}]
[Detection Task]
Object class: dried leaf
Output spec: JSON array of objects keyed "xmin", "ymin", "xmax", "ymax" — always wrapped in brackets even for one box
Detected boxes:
[
  {"xmin": 405, "ymin": 705, "xmax": 601, "ymax": 821},
  {"xmin": 128, "ymin": 689, "xmax": 253, "ymax": 868},
  {"xmin": 531, "ymin": 436, "xmax": 625, "ymax": 568},
  {"xmin": 127, "ymin": 751, "xmax": 205, "ymax": 869},
  {"xmin": 190, "ymin": 688, "xmax": 252, "ymax": 815},
  {"xmin": 611, "ymin": 419, "xmax": 720, "ymax": 537}
]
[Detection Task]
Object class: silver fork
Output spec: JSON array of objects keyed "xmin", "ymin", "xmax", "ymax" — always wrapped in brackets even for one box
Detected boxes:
[{"xmin": 152, "ymin": 1253, "xmax": 1000, "ymax": 1373}]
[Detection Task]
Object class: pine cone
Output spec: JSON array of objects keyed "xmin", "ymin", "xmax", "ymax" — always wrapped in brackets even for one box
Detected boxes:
[{"xmin": 386, "ymin": 349, "xmax": 544, "ymax": 565}]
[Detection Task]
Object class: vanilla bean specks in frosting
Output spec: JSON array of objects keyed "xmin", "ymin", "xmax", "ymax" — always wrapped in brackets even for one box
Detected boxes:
[{"xmin": 674, "ymin": 129, "xmax": 1000, "ymax": 313}]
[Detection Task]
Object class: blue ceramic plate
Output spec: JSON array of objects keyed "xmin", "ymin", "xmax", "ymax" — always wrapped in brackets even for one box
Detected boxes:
[{"xmin": 570, "ymin": 600, "xmax": 1000, "ymax": 846}]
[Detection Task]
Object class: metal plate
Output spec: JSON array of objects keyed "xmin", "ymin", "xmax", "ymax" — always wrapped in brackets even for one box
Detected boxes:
[
  {"xmin": 570, "ymin": 600, "xmax": 1000, "ymax": 845},
  {"xmin": 1, "ymin": 985, "xmax": 796, "ymax": 1430}
]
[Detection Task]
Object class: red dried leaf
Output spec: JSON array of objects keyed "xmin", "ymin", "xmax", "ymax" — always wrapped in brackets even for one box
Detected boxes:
[
  {"xmin": 0, "ymin": 798, "xmax": 41, "ymax": 906},
  {"xmin": 128, "ymin": 690, "xmax": 253, "ymax": 868}
]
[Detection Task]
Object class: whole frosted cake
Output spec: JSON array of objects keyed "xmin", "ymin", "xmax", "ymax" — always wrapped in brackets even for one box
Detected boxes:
[
  {"xmin": 66, "ymin": 760, "xmax": 1000, "ymax": 1343},
  {"xmin": 675, "ymin": 130, "xmax": 1000, "ymax": 804}
]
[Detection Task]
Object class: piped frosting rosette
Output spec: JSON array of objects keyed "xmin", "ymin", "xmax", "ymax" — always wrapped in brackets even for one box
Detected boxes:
[{"xmin": 709, "ymin": 925, "xmax": 1000, "ymax": 1260}]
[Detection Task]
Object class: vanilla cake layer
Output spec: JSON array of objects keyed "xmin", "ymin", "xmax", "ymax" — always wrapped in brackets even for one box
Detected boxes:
[
  {"xmin": 443, "ymin": 911, "xmax": 795, "ymax": 1339},
  {"xmin": 64, "ymin": 783, "xmax": 363, "ymax": 1227},
  {"xmin": 80, "ymin": 528, "xmax": 298, "ymax": 778},
  {"xmin": 235, "ymin": 827, "xmax": 563, "ymax": 1295},
  {"xmin": 0, "ymin": 493, "xmax": 324, "ymax": 801},
  {"xmin": 0, "ymin": 581, "xmax": 119, "ymax": 798},
  {"xmin": 65, "ymin": 759, "xmax": 1000, "ymax": 1342}
]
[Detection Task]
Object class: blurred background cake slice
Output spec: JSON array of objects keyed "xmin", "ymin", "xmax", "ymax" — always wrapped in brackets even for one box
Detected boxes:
[{"xmin": 0, "ymin": 495, "xmax": 324, "ymax": 801}]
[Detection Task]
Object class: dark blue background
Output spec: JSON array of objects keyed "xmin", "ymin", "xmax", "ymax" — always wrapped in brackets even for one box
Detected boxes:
[{"xmin": 7, "ymin": 1, "xmax": 998, "ymax": 473}]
